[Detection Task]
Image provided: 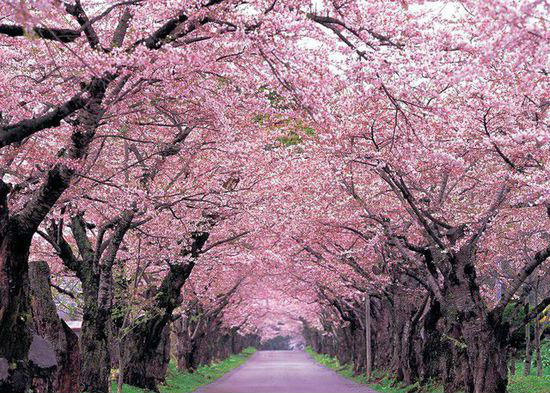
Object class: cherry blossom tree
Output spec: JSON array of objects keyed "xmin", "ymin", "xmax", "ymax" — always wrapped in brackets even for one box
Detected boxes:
[{"xmin": 2, "ymin": 2, "xmax": 550, "ymax": 393}]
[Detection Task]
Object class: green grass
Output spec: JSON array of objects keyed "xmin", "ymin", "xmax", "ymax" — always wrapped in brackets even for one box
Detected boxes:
[
  {"xmin": 305, "ymin": 347, "xmax": 440, "ymax": 393},
  {"xmin": 508, "ymin": 374, "xmax": 550, "ymax": 393},
  {"xmin": 113, "ymin": 347, "xmax": 256, "ymax": 393},
  {"xmin": 305, "ymin": 347, "xmax": 550, "ymax": 393},
  {"xmin": 512, "ymin": 360, "xmax": 550, "ymax": 376},
  {"xmin": 508, "ymin": 361, "xmax": 550, "ymax": 393}
]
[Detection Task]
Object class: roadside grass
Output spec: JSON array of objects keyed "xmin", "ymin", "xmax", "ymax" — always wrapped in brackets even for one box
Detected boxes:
[
  {"xmin": 113, "ymin": 347, "xmax": 256, "ymax": 393},
  {"xmin": 305, "ymin": 347, "xmax": 550, "ymax": 393},
  {"xmin": 512, "ymin": 360, "xmax": 550, "ymax": 376},
  {"xmin": 508, "ymin": 374, "xmax": 550, "ymax": 393},
  {"xmin": 508, "ymin": 361, "xmax": 550, "ymax": 393}
]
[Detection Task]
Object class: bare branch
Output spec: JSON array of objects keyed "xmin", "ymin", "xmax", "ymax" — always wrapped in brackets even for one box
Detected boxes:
[
  {"xmin": 0, "ymin": 94, "xmax": 87, "ymax": 148},
  {"xmin": 0, "ymin": 24, "xmax": 80, "ymax": 42}
]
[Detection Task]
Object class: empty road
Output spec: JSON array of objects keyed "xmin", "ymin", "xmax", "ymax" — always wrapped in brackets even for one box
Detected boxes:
[{"xmin": 195, "ymin": 350, "xmax": 378, "ymax": 393}]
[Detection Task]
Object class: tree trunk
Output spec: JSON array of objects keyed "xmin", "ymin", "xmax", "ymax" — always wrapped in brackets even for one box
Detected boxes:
[
  {"xmin": 0, "ymin": 228, "xmax": 35, "ymax": 393},
  {"xmin": 365, "ymin": 294, "xmax": 372, "ymax": 380},
  {"xmin": 123, "ymin": 319, "xmax": 171, "ymax": 392},
  {"xmin": 417, "ymin": 299, "xmax": 442, "ymax": 383},
  {"xmin": 464, "ymin": 321, "xmax": 509, "ymax": 393},
  {"xmin": 440, "ymin": 246, "xmax": 509, "ymax": 393},
  {"xmin": 80, "ymin": 281, "xmax": 112, "ymax": 393},
  {"xmin": 123, "ymin": 261, "xmax": 197, "ymax": 390},
  {"xmin": 29, "ymin": 260, "xmax": 80, "ymax": 393},
  {"xmin": 535, "ymin": 321, "xmax": 542, "ymax": 377},
  {"xmin": 175, "ymin": 315, "xmax": 196, "ymax": 372},
  {"xmin": 0, "ymin": 75, "xmax": 111, "ymax": 393},
  {"xmin": 121, "ymin": 218, "xmax": 215, "ymax": 391},
  {"xmin": 66, "ymin": 208, "xmax": 135, "ymax": 393},
  {"xmin": 523, "ymin": 303, "xmax": 532, "ymax": 376}
]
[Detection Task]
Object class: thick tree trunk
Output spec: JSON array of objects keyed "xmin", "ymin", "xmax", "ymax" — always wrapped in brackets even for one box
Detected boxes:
[
  {"xmin": 464, "ymin": 321, "xmax": 509, "ymax": 393},
  {"xmin": 29, "ymin": 260, "xmax": 80, "ymax": 393},
  {"xmin": 399, "ymin": 319, "xmax": 417, "ymax": 385},
  {"xmin": 0, "ymin": 75, "xmax": 111, "ymax": 393},
  {"xmin": 63, "ymin": 208, "xmax": 135, "ymax": 393},
  {"xmin": 80, "ymin": 282, "xmax": 112, "ymax": 393},
  {"xmin": 0, "ymin": 229, "xmax": 35, "ymax": 393},
  {"xmin": 123, "ymin": 261, "xmax": 197, "ymax": 389},
  {"xmin": 123, "ymin": 319, "xmax": 171, "ymax": 392},
  {"xmin": 0, "ymin": 169, "xmax": 83, "ymax": 392},
  {"xmin": 122, "ymin": 218, "xmax": 215, "ymax": 391},
  {"xmin": 417, "ymin": 299, "xmax": 442, "ymax": 383},
  {"xmin": 440, "ymin": 247, "xmax": 510, "ymax": 393}
]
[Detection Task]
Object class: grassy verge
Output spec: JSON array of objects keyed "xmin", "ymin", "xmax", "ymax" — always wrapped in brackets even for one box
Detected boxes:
[
  {"xmin": 305, "ymin": 347, "xmax": 550, "ymax": 393},
  {"xmin": 113, "ymin": 347, "xmax": 256, "ymax": 393},
  {"xmin": 507, "ymin": 361, "xmax": 550, "ymax": 393}
]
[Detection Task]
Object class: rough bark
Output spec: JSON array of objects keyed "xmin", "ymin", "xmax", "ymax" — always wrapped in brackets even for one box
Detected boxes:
[
  {"xmin": 122, "ymin": 321, "xmax": 172, "ymax": 392},
  {"xmin": 123, "ymin": 215, "xmax": 216, "ymax": 390},
  {"xmin": 29, "ymin": 261, "xmax": 80, "ymax": 393},
  {"xmin": 438, "ymin": 246, "xmax": 509, "ymax": 393},
  {"xmin": 0, "ymin": 222, "xmax": 35, "ymax": 392},
  {"xmin": 74, "ymin": 209, "xmax": 135, "ymax": 393},
  {"xmin": 41, "ymin": 204, "xmax": 134, "ymax": 393},
  {"xmin": 122, "ymin": 259, "xmax": 196, "ymax": 390},
  {"xmin": 0, "ymin": 162, "xmax": 74, "ymax": 392}
]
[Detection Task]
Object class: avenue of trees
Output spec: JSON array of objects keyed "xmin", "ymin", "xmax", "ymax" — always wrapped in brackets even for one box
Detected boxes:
[{"xmin": 0, "ymin": 1, "xmax": 550, "ymax": 393}]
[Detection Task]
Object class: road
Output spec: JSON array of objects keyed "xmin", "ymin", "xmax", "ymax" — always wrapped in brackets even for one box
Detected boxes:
[{"xmin": 195, "ymin": 350, "xmax": 378, "ymax": 393}]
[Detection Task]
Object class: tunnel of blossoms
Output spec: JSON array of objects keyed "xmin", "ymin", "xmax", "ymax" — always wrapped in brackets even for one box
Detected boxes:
[{"xmin": 0, "ymin": 1, "xmax": 550, "ymax": 393}]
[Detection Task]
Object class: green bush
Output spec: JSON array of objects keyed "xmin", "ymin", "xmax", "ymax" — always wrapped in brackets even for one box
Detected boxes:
[{"xmin": 542, "ymin": 339, "xmax": 550, "ymax": 369}]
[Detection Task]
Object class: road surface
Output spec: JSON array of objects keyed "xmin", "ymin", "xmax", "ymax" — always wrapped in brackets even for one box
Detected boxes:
[{"xmin": 195, "ymin": 350, "xmax": 378, "ymax": 393}]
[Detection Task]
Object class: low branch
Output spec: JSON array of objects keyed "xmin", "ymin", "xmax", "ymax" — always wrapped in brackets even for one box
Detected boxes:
[
  {"xmin": 201, "ymin": 231, "xmax": 250, "ymax": 253},
  {"xmin": 50, "ymin": 283, "xmax": 78, "ymax": 300},
  {"xmin": 65, "ymin": 0, "xmax": 101, "ymax": 49},
  {"xmin": 0, "ymin": 24, "xmax": 81, "ymax": 42},
  {"xmin": 493, "ymin": 243, "xmax": 550, "ymax": 317},
  {"xmin": 0, "ymin": 94, "xmax": 87, "ymax": 148}
]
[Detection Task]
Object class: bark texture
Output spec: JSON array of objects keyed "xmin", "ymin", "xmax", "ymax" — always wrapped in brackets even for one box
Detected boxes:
[
  {"xmin": 122, "ymin": 212, "xmax": 218, "ymax": 391},
  {"xmin": 29, "ymin": 260, "xmax": 80, "ymax": 393}
]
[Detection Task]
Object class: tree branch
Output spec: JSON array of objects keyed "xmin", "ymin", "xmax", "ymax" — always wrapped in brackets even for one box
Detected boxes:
[
  {"xmin": 65, "ymin": 0, "xmax": 101, "ymax": 49},
  {"xmin": 13, "ymin": 164, "xmax": 72, "ymax": 234},
  {"xmin": 132, "ymin": 0, "xmax": 227, "ymax": 50},
  {"xmin": 0, "ymin": 24, "xmax": 80, "ymax": 42},
  {"xmin": 0, "ymin": 94, "xmax": 87, "ymax": 148}
]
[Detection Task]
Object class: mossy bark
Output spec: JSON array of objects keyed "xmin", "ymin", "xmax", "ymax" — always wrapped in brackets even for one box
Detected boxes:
[{"xmin": 29, "ymin": 260, "xmax": 80, "ymax": 393}]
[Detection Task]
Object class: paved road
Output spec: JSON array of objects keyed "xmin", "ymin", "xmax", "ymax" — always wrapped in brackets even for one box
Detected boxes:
[{"xmin": 195, "ymin": 350, "xmax": 377, "ymax": 393}]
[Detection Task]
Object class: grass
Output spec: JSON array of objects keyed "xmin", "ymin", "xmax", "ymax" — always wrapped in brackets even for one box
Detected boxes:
[
  {"xmin": 507, "ymin": 361, "xmax": 550, "ymax": 393},
  {"xmin": 508, "ymin": 375, "xmax": 550, "ymax": 393},
  {"xmin": 305, "ymin": 347, "xmax": 550, "ymax": 393},
  {"xmin": 113, "ymin": 347, "xmax": 256, "ymax": 393},
  {"xmin": 512, "ymin": 360, "xmax": 550, "ymax": 376}
]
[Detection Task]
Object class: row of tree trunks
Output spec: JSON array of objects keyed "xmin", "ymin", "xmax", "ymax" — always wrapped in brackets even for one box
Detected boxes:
[
  {"xmin": 174, "ymin": 300, "xmax": 259, "ymax": 374},
  {"xmin": 306, "ymin": 277, "xmax": 445, "ymax": 385},
  {"xmin": 174, "ymin": 314, "xmax": 260, "ymax": 373},
  {"xmin": 0, "ymin": 74, "xmax": 113, "ymax": 393},
  {"xmin": 302, "ymin": 282, "xmax": 462, "ymax": 391},
  {"xmin": 121, "ymin": 212, "xmax": 220, "ymax": 392},
  {"xmin": 303, "ymin": 270, "xmax": 539, "ymax": 393}
]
